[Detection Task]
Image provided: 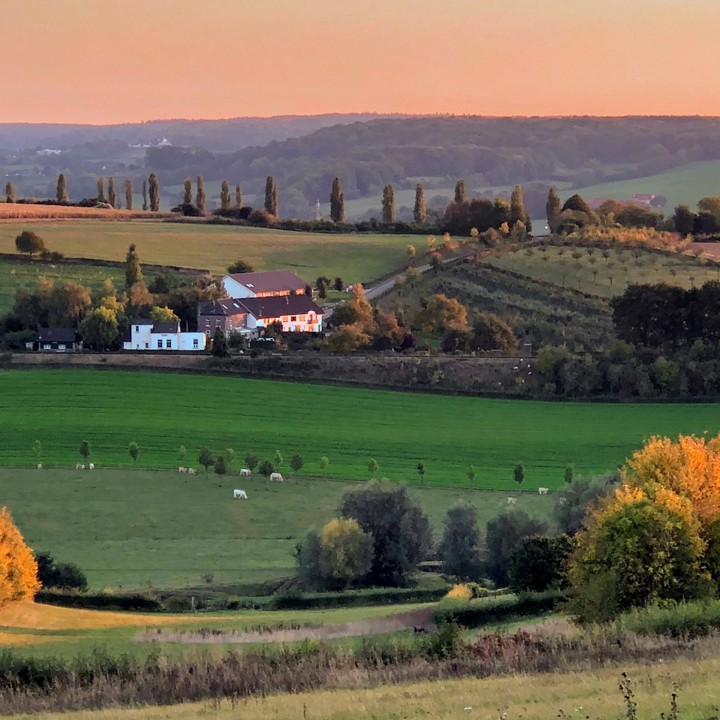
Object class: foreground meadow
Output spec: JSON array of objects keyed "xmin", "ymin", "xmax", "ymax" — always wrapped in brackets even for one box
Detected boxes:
[{"xmin": 0, "ymin": 219, "xmax": 416, "ymax": 282}]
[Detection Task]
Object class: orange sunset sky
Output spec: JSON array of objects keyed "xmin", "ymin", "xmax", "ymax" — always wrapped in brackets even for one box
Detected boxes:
[{"xmin": 3, "ymin": 0, "xmax": 719, "ymax": 124}]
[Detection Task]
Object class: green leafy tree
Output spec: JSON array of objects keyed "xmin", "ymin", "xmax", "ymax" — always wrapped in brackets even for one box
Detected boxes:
[
  {"xmin": 564, "ymin": 465, "xmax": 574, "ymax": 484},
  {"xmin": 125, "ymin": 179, "xmax": 133, "ymax": 210},
  {"xmin": 178, "ymin": 445, "xmax": 187, "ymax": 463},
  {"xmin": 319, "ymin": 456, "xmax": 329, "ymax": 474},
  {"xmin": 339, "ymin": 481, "xmax": 432, "ymax": 586},
  {"xmin": 220, "ymin": 180, "xmax": 231, "ymax": 210},
  {"xmin": 79, "ymin": 440, "xmax": 91, "ymax": 461},
  {"xmin": 35, "ymin": 553, "xmax": 87, "ymax": 591},
  {"xmin": 148, "ymin": 173, "xmax": 159, "ymax": 211},
  {"xmin": 416, "ymin": 462, "xmax": 426, "ymax": 481},
  {"xmin": 125, "ymin": 244, "xmax": 143, "ymax": 289},
  {"xmin": 330, "ymin": 177, "xmax": 345, "ymax": 223},
  {"xmin": 317, "ymin": 517, "xmax": 373, "ymax": 590},
  {"xmin": 454, "ymin": 179, "xmax": 467, "ymax": 205},
  {"xmin": 439, "ymin": 504, "xmax": 482, "ymax": 579},
  {"xmin": 227, "ymin": 259, "xmax": 254, "ymax": 274},
  {"xmin": 32, "ymin": 440, "xmax": 42, "ymax": 464},
  {"xmin": 486, "ymin": 510, "xmax": 547, "ymax": 586},
  {"xmin": 198, "ymin": 447, "xmax": 214, "ymax": 475},
  {"xmin": 79, "ymin": 307, "xmax": 119, "ymax": 350},
  {"xmin": 150, "ymin": 305, "xmax": 180, "ymax": 323},
  {"xmin": 96, "ymin": 176, "xmax": 106, "ymax": 203},
  {"xmin": 673, "ymin": 204, "xmax": 696, "ymax": 235},
  {"xmin": 381, "ymin": 184, "xmax": 395, "ymax": 224},
  {"xmin": 333, "ymin": 277, "xmax": 344, "ymax": 292},
  {"xmin": 5, "ymin": 181, "xmax": 15, "ymax": 204},
  {"xmin": 510, "ymin": 184, "xmax": 529, "ymax": 227},
  {"xmin": 413, "ymin": 183, "xmax": 426, "ymax": 224},
  {"xmin": 472, "ymin": 313, "xmax": 518, "ymax": 354},
  {"xmin": 235, "ymin": 184, "xmax": 243, "ymax": 208},
  {"xmin": 513, "ymin": 463, "xmax": 524, "ymax": 485},
  {"xmin": 128, "ymin": 442, "xmax": 139, "ymax": 463},
  {"xmin": 141, "ymin": 179, "xmax": 148, "ymax": 211},
  {"xmin": 508, "ymin": 535, "xmax": 574, "ymax": 592},
  {"xmin": 56, "ymin": 173, "xmax": 68, "ymax": 203},
  {"xmin": 196, "ymin": 176, "xmax": 206, "ymax": 214},
  {"xmin": 15, "ymin": 231, "xmax": 45, "ymax": 257},
  {"xmin": 258, "ymin": 459, "xmax": 275, "ymax": 477},
  {"xmin": 183, "ymin": 177, "xmax": 193, "ymax": 205},
  {"xmin": 552, "ymin": 475, "xmax": 616, "ymax": 536},
  {"xmin": 290, "ymin": 454, "xmax": 304, "ymax": 473},
  {"xmin": 244, "ymin": 453, "xmax": 259, "ymax": 471},
  {"xmin": 367, "ymin": 458, "xmax": 379, "ymax": 476},
  {"xmin": 107, "ymin": 177, "xmax": 116, "ymax": 208},
  {"xmin": 467, "ymin": 465, "xmax": 476, "ymax": 486},
  {"xmin": 546, "ymin": 186, "xmax": 561, "ymax": 233},
  {"xmin": 274, "ymin": 449, "xmax": 284, "ymax": 469},
  {"xmin": 264, "ymin": 175, "xmax": 278, "ymax": 216},
  {"xmin": 211, "ymin": 328, "xmax": 229, "ymax": 357},
  {"xmin": 214, "ymin": 455, "xmax": 227, "ymax": 475}
]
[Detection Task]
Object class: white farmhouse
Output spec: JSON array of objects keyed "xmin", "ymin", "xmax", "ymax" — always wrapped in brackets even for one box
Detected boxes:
[{"xmin": 123, "ymin": 320, "xmax": 206, "ymax": 351}]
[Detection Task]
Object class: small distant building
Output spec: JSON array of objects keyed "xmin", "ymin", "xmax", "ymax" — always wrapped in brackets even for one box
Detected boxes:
[
  {"xmin": 123, "ymin": 320, "xmax": 206, "ymax": 352},
  {"xmin": 629, "ymin": 193, "xmax": 656, "ymax": 207},
  {"xmin": 222, "ymin": 271, "xmax": 307, "ymax": 299},
  {"xmin": 36, "ymin": 328, "xmax": 81, "ymax": 352},
  {"xmin": 587, "ymin": 197, "xmax": 613, "ymax": 210},
  {"xmin": 196, "ymin": 299, "xmax": 249, "ymax": 338}
]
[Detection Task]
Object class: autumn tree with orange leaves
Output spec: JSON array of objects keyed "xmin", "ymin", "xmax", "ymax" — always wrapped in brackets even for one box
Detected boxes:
[
  {"xmin": 569, "ymin": 434, "xmax": 720, "ymax": 621},
  {"xmin": 0, "ymin": 507, "xmax": 40, "ymax": 606}
]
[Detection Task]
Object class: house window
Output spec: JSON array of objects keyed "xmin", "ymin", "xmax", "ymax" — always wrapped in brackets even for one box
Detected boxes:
[
  {"xmin": 135, "ymin": 325, "xmax": 139, "ymax": 332},
  {"xmin": 193, "ymin": 338, "xmax": 199, "ymax": 349},
  {"xmin": 144, "ymin": 343, "xmax": 149, "ymax": 349},
  {"xmin": 157, "ymin": 339, "xmax": 162, "ymax": 349},
  {"xmin": 291, "ymin": 316, "xmax": 297, "ymax": 322},
  {"xmin": 166, "ymin": 339, "xmax": 172, "ymax": 348}
]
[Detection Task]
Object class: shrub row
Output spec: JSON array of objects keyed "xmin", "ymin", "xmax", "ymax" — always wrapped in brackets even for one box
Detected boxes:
[
  {"xmin": 433, "ymin": 590, "xmax": 563, "ymax": 627},
  {"xmin": 35, "ymin": 590, "xmax": 161, "ymax": 612},
  {"xmin": 617, "ymin": 599, "xmax": 720, "ymax": 638},
  {"xmin": 269, "ymin": 585, "xmax": 449, "ymax": 610}
]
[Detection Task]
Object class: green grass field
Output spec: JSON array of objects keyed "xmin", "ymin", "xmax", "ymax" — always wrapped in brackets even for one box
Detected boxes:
[
  {"xmin": 0, "ymin": 220, "xmax": 416, "ymax": 284},
  {"xmin": 483, "ymin": 245, "xmax": 720, "ymax": 298},
  {"xmin": 2, "ymin": 369, "xmax": 719, "ymax": 487}
]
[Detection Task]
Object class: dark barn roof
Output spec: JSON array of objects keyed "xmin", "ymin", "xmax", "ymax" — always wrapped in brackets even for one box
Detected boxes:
[
  {"xmin": 225, "ymin": 271, "xmax": 306, "ymax": 295},
  {"xmin": 151, "ymin": 321, "xmax": 179, "ymax": 334},
  {"xmin": 37, "ymin": 327, "xmax": 77, "ymax": 343},
  {"xmin": 238, "ymin": 295, "xmax": 323, "ymax": 319},
  {"xmin": 197, "ymin": 298, "xmax": 248, "ymax": 317}
]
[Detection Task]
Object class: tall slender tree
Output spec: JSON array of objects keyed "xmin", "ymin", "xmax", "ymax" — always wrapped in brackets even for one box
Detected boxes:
[
  {"xmin": 329, "ymin": 177, "xmax": 345, "ymax": 223},
  {"xmin": 141, "ymin": 179, "xmax": 148, "ymax": 211},
  {"xmin": 125, "ymin": 244, "xmax": 144, "ymax": 289},
  {"xmin": 382, "ymin": 184, "xmax": 395, "ymax": 224},
  {"xmin": 454, "ymin": 179, "xmax": 467, "ymax": 205},
  {"xmin": 264, "ymin": 175, "xmax": 278, "ymax": 216},
  {"xmin": 148, "ymin": 173, "xmax": 159, "ymax": 211},
  {"xmin": 220, "ymin": 180, "xmax": 231, "ymax": 210},
  {"xmin": 413, "ymin": 183, "xmax": 426, "ymax": 224},
  {"xmin": 196, "ymin": 176, "xmax": 206, "ymax": 214},
  {"xmin": 125, "ymin": 179, "xmax": 133, "ymax": 210},
  {"xmin": 546, "ymin": 186, "xmax": 561, "ymax": 234},
  {"xmin": 5, "ymin": 181, "xmax": 15, "ymax": 204},
  {"xmin": 55, "ymin": 174, "xmax": 68, "ymax": 203},
  {"xmin": 235, "ymin": 184, "xmax": 243, "ymax": 208},
  {"xmin": 183, "ymin": 177, "xmax": 193, "ymax": 205},
  {"xmin": 510, "ymin": 185, "xmax": 528, "ymax": 227},
  {"xmin": 97, "ymin": 176, "xmax": 106, "ymax": 203},
  {"xmin": 107, "ymin": 177, "xmax": 116, "ymax": 208}
]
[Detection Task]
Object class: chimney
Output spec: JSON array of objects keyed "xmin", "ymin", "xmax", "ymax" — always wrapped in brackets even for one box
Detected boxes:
[{"xmin": 285, "ymin": 295, "xmax": 289, "ymax": 305}]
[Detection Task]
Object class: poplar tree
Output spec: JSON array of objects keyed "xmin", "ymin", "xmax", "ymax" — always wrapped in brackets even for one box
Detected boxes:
[
  {"xmin": 220, "ymin": 180, "xmax": 231, "ymax": 210},
  {"xmin": 413, "ymin": 183, "xmax": 426, "ymax": 224},
  {"xmin": 329, "ymin": 177, "xmax": 345, "ymax": 223},
  {"xmin": 235, "ymin": 184, "xmax": 243, "ymax": 208},
  {"xmin": 546, "ymin": 186, "xmax": 561, "ymax": 234},
  {"xmin": 125, "ymin": 243, "xmax": 144, "ymax": 289},
  {"xmin": 264, "ymin": 175, "xmax": 278, "ymax": 216},
  {"xmin": 510, "ymin": 185, "xmax": 529, "ymax": 227},
  {"xmin": 148, "ymin": 173, "xmax": 159, "ymax": 211},
  {"xmin": 5, "ymin": 181, "xmax": 15, "ymax": 204},
  {"xmin": 107, "ymin": 177, "xmax": 116, "ymax": 208},
  {"xmin": 454, "ymin": 179, "xmax": 467, "ymax": 205},
  {"xmin": 196, "ymin": 176, "xmax": 206, "ymax": 214},
  {"xmin": 382, "ymin": 184, "xmax": 395, "ymax": 224},
  {"xmin": 142, "ymin": 180, "xmax": 148, "ymax": 211},
  {"xmin": 56, "ymin": 173, "xmax": 68, "ymax": 203},
  {"xmin": 183, "ymin": 177, "xmax": 193, "ymax": 205},
  {"xmin": 125, "ymin": 179, "xmax": 133, "ymax": 210},
  {"xmin": 97, "ymin": 176, "xmax": 106, "ymax": 203}
]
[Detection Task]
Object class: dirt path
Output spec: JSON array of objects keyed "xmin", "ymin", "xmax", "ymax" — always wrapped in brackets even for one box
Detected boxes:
[{"xmin": 137, "ymin": 607, "xmax": 435, "ymax": 645}]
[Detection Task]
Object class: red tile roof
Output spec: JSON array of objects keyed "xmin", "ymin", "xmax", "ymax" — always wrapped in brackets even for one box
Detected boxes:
[{"xmin": 226, "ymin": 271, "xmax": 306, "ymax": 295}]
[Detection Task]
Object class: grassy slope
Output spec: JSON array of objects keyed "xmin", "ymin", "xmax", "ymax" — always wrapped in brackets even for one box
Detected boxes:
[
  {"xmin": 4, "ymin": 467, "xmax": 551, "ymax": 589},
  {"xmin": 15, "ymin": 656, "xmax": 720, "ymax": 720},
  {"xmin": 0, "ymin": 220, "xmax": 415, "ymax": 283},
  {"xmin": 2, "ymin": 370, "xmax": 719, "ymax": 485},
  {"xmin": 482, "ymin": 245, "xmax": 720, "ymax": 299}
]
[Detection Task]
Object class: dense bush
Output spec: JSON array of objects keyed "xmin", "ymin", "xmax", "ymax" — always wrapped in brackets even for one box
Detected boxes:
[
  {"xmin": 508, "ymin": 535, "xmax": 574, "ymax": 592},
  {"xmin": 35, "ymin": 590, "xmax": 161, "ymax": 612},
  {"xmin": 617, "ymin": 599, "xmax": 720, "ymax": 638},
  {"xmin": 35, "ymin": 553, "xmax": 88, "ymax": 591}
]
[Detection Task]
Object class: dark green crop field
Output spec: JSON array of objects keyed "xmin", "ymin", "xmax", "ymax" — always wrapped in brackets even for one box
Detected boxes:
[{"xmin": 1, "ymin": 369, "xmax": 718, "ymax": 488}]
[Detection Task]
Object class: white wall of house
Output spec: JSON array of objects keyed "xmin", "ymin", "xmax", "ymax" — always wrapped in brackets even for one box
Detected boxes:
[
  {"xmin": 179, "ymin": 333, "xmax": 206, "ymax": 351},
  {"xmin": 123, "ymin": 323, "xmax": 153, "ymax": 350},
  {"xmin": 151, "ymin": 332, "xmax": 178, "ymax": 350},
  {"xmin": 124, "ymin": 325, "xmax": 206, "ymax": 351},
  {"xmin": 222, "ymin": 276, "xmax": 256, "ymax": 299}
]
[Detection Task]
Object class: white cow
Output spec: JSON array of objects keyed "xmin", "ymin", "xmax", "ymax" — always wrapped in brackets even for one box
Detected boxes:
[
  {"xmin": 233, "ymin": 489, "xmax": 248, "ymax": 500},
  {"xmin": 75, "ymin": 463, "xmax": 84, "ymax": 470},
  {"xmin": 538, "ymin": 487, "xmax": 549, "ymax": 495},
  {"xmin": 239, "ymin": 468, "xmax": 252, "ymax": 477},
  {"xmin": 270, "ymin": 472, "xmax": 284, "ymax": 482},
  {"xmin": 88, "ymin": 463, "xmax": 95, "ymax": 470},
  {"xmin": 188, "ymin": 468, "xmax": 196, "ymax": 475},
  {"xmin": 558, "ymin": 497, "xmax": 568, "ymax": 505},
  {"xmin": 36, "ymin": 463, "xmax": 42, "ymax": 470},
  {"xmin": 507, "ymin": 497, "xmax": 517, "ymax": 505}
]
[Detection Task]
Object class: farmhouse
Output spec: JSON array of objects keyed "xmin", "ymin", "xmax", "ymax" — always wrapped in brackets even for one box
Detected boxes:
[
  {"xmin": 198, "ymin": 294, "xmax": 323, "ymax": 337},
  {"xmin": 123, "ymin": 320, "xmax": 206, "ymax": 351},
  {"xmin": 35, "ymin": 328, "xmax": 81, "ymax": 352},
  {"xmin": 222, "ymin": 270, "xmax": 307, "ymax": 299}
]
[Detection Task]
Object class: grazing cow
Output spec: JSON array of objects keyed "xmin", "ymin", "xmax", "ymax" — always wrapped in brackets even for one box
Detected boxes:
[
  {"xmin": 507, "ymin": 497, "xmax": 517, "ymax": 505},
  {"xmin": 270, "ymin": 472, "xmax": 284, "ymax": 482},
  {"xmin": 233, "ymin": 489, "xmax": 248, "ymax": 500},
  {"xmin": 188, "ymin": 468, "xmax": 196, "ymax": 475},
  {"xmin": 558, "ymin": 497, "xmax": 567, "ymax": 505},
  {"xmin": 88, "ymin": 463, "xmax": 95, "ymax": 470},
  {"xmin": 178, "ymin": 467, "xmax": 187, "ymax": 473},
  {"xmin": 239, "ymin": 468, "xmax": 251, "ymax": 477},
  {"xmin": 75, "ymin": 463, "xmax": 82, "ymax": 470},
  {"xmin": 538, "ymin": 487, "xmax": 549, "ymax": 495},
  {"xmin": 36, "ymin": 463, "xmax": 42, "ymax": 470}
]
